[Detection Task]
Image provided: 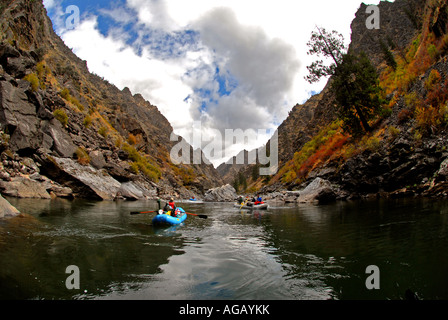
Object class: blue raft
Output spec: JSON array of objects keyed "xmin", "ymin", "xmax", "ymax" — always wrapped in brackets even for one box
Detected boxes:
[{"xmin": 152, "ymin": 207, "xmax": 187, "ymax": 226}]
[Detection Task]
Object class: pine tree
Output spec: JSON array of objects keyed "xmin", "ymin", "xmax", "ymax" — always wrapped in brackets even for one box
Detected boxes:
[
  {"xmin": 305, "ymin": 26, "xmax": 346, "ymax": 83},
  {"xmin": 331, "ymin": 52, "xmax": 383, "ymax": 135},
  {"xmin": 305, "ymin": 26, "xmax": 383, "ymax": 135}
]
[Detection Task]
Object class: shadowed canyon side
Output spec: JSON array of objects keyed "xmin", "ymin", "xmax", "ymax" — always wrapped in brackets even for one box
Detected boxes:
[
  {"xmin": 0, "ymin": 0, "xmax": 223, "ymax": 202},
  {"xmin": 227, "ymin": 0, "xmax": 448, "ymax": 203}
]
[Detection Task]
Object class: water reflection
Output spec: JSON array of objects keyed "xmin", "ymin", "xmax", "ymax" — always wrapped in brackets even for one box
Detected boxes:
[{"xmin": 1, "ymin": 197, "xmax": 448, "ymax": 300}]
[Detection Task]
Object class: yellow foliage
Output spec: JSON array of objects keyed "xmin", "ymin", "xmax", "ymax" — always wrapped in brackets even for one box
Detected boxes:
[
  {"xmin": 23, "ymin": 73, "xmax": 40, "ymax": 92},
  {"xmin": 75, "ymin": 147, "xmax": 90, "ymax": 166},
  {"xmin": 425, "ymin": 69, "xmax": 441, "ymax": 91}
]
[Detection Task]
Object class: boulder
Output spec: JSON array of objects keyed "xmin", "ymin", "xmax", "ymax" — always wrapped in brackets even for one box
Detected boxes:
[
  {"xmin": 435, "ymin": 158, "xmax": 448, "ymax": 182},
  {"xmin": 116, "ymin": 182, "xmax": 144, "ymax": 200},
  {"xmin": 43, "ymin": 119, "xmax": 77, "ymax": 158},
  {"xmin": 50, "ymin": 157, "xmax": 121, "ymax": 200},
  {"xmin": 0, "ymin": 194, "xmax": 20, "ymax": 218},
  {"xmin": 89, "ymin": 150, "xmax": 106, "ymax": 169},
  {"xmin": 116, "ymin": 181, "xmax": 157, "ymax": 200},
  {"xmin": 204, "ymin": 184, "xmax": 237, "ymax": 202},
  {"xmin": 0, "ymin": 176, "xmax": 51, "ymax": 199},
  {"xmin": 297, "ymin": 178, "xmax": 336, "ymax": 204},
  {"xmin": 46, "ymin": 183, "xmax": 73, "ymax": 198},
  {"xmin": 5, "ymin": 56, "xmax": 35, "ymax": 78},
  {"xmin": 0, "ymin": 81, "xmax": 43, "ymax": 153}
]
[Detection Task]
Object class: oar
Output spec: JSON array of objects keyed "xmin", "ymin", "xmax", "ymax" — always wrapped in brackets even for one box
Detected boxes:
[
  {"xmin": 130, "ymin": 210, "xmax": 158, "ymax": 215},
  {"xmin": 185, "ymin": 212, "xmax": 208, "ymax": 219}
]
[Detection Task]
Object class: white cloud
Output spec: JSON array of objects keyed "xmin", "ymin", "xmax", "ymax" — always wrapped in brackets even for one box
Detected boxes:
[
  {"xmin": 62, "ymin": 17, "xmax": 195, "ymax": 131},
  {"xmin": 194, "ymin": 7, "xmax": 300, "ymax": 109},
  {"xmin": 126, "ymin": 0, "xmax": 179, "ymax": 31},
  {"xmin": 43, "ymin": 0, "xmax": 56, "ymax": 10},
  {"xmin": 98, "ymin": 5, "xmax": 136, "ymax": 25}
]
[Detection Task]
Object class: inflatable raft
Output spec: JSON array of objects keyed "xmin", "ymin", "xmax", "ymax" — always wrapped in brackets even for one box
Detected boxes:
[
  {"xmin": 152, "ymin": 207, "xmax": 187, "ymax": 226},
  {"xmin": 234, "ymin": 202, "xmax": 269, "ymax": 210}
]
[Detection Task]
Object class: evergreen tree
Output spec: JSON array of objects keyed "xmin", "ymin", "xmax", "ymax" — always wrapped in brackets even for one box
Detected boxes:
[
  {"xmin": 305, "ymin": 26, "xmax": 383, "ymax": 135},
  {"xmin": 305, "ymin": 26, "xmax": 346, "ymax": 83},
  {"xmin": 380, "ymin": 39, "xmax": 397, "ymax": 70},
  {"xmin": 331, "ymin": 52, "xmax": 383, "ymax": 135}
]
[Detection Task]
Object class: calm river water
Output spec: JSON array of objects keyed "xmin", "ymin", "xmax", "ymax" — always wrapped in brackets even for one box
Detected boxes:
[{"xmin": 1, "ymin": 197, "xmax": 447, "ymax": 300}]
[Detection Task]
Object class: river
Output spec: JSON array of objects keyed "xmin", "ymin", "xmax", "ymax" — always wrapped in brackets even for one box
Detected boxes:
[{"xmin": 0, "ymin": 197, "xmax": 447, "ymax": 300}]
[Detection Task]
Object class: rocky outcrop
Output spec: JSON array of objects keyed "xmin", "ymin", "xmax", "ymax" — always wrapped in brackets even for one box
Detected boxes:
[
  {"xmin": 204, "ymin": 184, "xmax": 237, "ymax": 202},
  {"xmin": 0, "ymin": 176, "xmax": 51, "ymax": 199},
  {"xmin": 259, "ymin": 178, "xmax": 337, "ymax": 204},
  {"xmin": 229, "ymin": 0, "xmax": 447, "ymax": 204},
  {"xmin": 0, "ymin": 194, "xmax": 20, "ymax": 218},
  {"xmin": 349, "ymin": 0, "xmax": 423, "ymax": 68},
  {"xmin": 297, "ymin": 178, "xmax": 337, "ymax": 204}
]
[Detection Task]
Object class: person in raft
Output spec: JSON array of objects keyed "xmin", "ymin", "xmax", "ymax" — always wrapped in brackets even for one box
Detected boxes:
[
  {"xmin": 162, "ymin": 198, "xmax": 177, "ymax": 216},
  {"xmin": 254, "ymin": 195, "xmax": 263, "ymax": 205},
  {"xmin": 169, "ymin": 197, "xmax": 177, "ymax": 215}
]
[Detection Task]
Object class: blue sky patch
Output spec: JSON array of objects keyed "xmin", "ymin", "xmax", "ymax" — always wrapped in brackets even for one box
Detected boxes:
[{"xmin": 215, "ymin": 67, "xmax": 238, "ymax": 97}]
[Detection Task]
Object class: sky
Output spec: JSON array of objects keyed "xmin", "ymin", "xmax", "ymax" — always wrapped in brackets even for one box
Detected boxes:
[{"xmin": 43, "ymin": 0, "xmax": 387, "ymax": 167}]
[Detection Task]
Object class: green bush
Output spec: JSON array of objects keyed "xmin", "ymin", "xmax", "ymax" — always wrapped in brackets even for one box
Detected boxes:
[
  {"xmin": 83, "ymin": 115, "xmax": 92, "ymax": 127},
  {"xmin": 425, "ymin": 69, "xmax": 441, "ymax": 91},
  {"xmin": 75, "ymin": 147, "xmax": 90, "ymax": 165},
  {"xmin": 53, "ymin": 109, "xmax": 68, "ymax": 127},
  {"xmin": 388, "ymin": 125, "xmax": 401, "ymax": 139},
  {"xmin": 60, "ymin": 88, "xmax": 70, "ymax": 100},
  {"xmin": 98, "ymin": 127, "xmax": 108, "ymax": 137},
  {"xmin": 404, "ymin": 92, "xmax": 420, "ymax": 110},
  {"xmin": 23, "ymin": 73, "xmax": 40, "ymax": 92},
  {"xmin": 122, "ymin": 143, "xmax": 161, "ymax": 182},
  {"xmin": 427, "ymin": 44, "xmax": 439, "ymax": 62},
  {"xmin": 60, "ymin": 88, "xmax": 84, "ymax": 111}
]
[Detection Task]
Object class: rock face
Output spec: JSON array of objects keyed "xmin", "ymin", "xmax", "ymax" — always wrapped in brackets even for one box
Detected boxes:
[
  {"xmin": 0, "ymin": 194, "xmax": 20, "ymax": 218},
  {"xmin": 0, "ymin": 176, "xmax": 51, "ymax": 199},
  {"xmin": 297, "ymin": 178, "xmax": 337, "ymax": 204},
  {"xmin": 224, "ymin": 0, "xmax": 448, "ymax": 204},
  {"xmin": 204, "ymin": 184, "xmax": 237, "ymax": 202},
  {"xmin": 349, "ymin": 0, "xmax": 424, "ymax": 68},
  {"xmin": 217, "ymin": 149, "xmax": 257, "ymax": 185},
  {"xmin": 0, "ymin": 0, "xmax": 223, "ymax": 201}
]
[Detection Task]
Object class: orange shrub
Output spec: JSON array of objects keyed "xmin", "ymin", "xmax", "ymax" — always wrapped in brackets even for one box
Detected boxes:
[
  {"xmin": 127, "ymin": 133, "xmax": 137, "ymax": 145},
  {"xmin": 296, "ymin": 133, "xmax": 349, "ymax": 179}
]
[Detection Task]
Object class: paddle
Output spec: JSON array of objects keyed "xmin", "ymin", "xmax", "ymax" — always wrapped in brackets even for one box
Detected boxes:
[
  {"xmin": 130, "ymin": 210, "xmax": 158, "ymax": 215},
  {"xmin": 131, "ymin": 198, "xmax": 162, "ymax": 215},
  {"xmin": 185, "ymin": 212, "xmax": 208, "ymax": 219}
]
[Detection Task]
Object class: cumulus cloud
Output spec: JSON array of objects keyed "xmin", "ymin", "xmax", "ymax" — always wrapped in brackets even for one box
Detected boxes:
[
  {"xmin": 43, "ymin": 0, "xmax": 56, "ymax": 10},
  {"xmin": 193, "ymin": 7, "xmax": 300, "ymax": 130},
  {"xmin": 126, "ymin": 0, "xmax": 178, "ymax": 31}
]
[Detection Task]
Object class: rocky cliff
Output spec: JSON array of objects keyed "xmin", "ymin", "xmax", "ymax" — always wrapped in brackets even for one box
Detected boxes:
[
  {"xmin": 228, "ymin": 0, "xmax": 448, "ymax": 203},
  {"xmin": 0, "ymin": 0, "xmax": 223, "ymax": 201}
]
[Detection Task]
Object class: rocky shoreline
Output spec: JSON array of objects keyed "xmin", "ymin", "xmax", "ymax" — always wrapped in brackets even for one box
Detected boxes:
[{"xmin": 259, "ymin": 134, "xmax": 448, "ymax": 205}]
